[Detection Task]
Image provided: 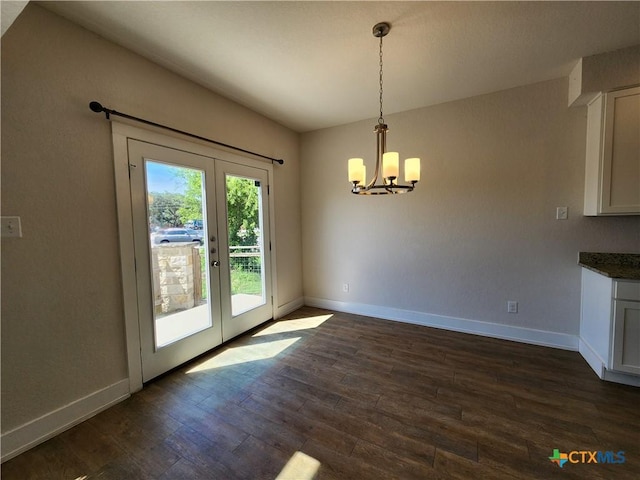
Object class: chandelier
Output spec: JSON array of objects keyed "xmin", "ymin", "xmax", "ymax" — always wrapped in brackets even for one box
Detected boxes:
[{"xmin": 348, "ymin": 22, "xmax": 420, "ymax": 195}]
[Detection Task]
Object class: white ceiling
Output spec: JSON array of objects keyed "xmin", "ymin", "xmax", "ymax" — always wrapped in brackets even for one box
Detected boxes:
[{"xmin": 36, "ymin": 1, "xmax": 640, "ymax": 132}]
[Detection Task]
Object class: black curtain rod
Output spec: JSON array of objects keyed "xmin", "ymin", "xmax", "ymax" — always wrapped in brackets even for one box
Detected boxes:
[{"xmin": 89, "ymin": 101, "xmax": 284, "ymax": 165}]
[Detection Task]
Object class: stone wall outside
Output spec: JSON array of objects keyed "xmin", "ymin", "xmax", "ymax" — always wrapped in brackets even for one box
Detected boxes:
[{"xmin": 151, "ymin": 244, "xmax": 202, "ymax": 314}]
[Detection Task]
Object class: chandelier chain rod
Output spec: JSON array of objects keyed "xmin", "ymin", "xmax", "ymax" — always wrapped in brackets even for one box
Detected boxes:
[{"xmin": 378, "ymin": 33, "xmax": 384, "ymax": 124}]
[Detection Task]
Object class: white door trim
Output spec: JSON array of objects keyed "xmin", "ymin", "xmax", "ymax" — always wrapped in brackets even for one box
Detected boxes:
[{"xmin": 110, "ymin": 121, "xmax": 277, "ymax": 393}]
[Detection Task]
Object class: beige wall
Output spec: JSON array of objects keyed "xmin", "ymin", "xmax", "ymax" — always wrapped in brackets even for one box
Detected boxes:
[
  {"xmin": 301, "ymin": 77, "xmax": 639, "ymax": 335},
  {"xmin": 1, "ymin": 4, "xmax": 302, "ymax": 433}
]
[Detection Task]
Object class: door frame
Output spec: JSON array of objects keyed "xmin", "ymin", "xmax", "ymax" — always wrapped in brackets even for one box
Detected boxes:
[{"xmin": 111, "ymin": 121, "xmax": 278, "ymax": 393}]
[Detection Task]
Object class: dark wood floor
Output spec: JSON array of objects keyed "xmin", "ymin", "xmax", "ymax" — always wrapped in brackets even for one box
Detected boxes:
[{"xmin": 3, "ymin": 306, "xmax": 639, "ymax": 479}]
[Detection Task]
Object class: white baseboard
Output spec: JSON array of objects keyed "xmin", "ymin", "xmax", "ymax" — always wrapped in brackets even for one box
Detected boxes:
[
  {"xmin": 578, "ymin": 338, "xmax": 640, "ymax": 387},
  {"xmin": 275, "ymin": 296, "xmax": 305, "ymax": 319},
  {"xmin": 1, "ymin": 379, "xmax": 130, "ymax": 463},
  {"xmin": 578, "ymin": 338, "xmax": 606, "ymax": 378},
  {"xmin": 304, "ymin": 297, "xmax": 579, "ymax": 351},
  {"xmin": 602, "ymin": 369, "xmax": 640, "ymax": 387}
]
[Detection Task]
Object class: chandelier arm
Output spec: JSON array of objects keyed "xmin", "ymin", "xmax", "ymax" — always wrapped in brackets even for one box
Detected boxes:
[
  {"xmin": 371, "ymin": 125, "xmax": 383, "ymax": 189},
  {"xmin": 363, "ymin": 123, "xmax": 386, "ymax": 190},
  {"xmin": 352, "ymin": 184, "xmax": 415, "ymax": 195}
]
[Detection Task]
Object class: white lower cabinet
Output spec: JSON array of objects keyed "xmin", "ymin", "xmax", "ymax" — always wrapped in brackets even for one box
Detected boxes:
[
  {"xmin": 579, "ymin": 268, "xmax": 640, "ymax": 383},
  {"xmin": 612, "ymin": 299, "xmax": 640, "ymax": 374}
]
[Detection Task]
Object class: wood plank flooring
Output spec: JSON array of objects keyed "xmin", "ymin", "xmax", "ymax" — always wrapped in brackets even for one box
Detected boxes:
[{"xmin": 3, "ymin": 306, "xmax": 639, "ymax": 479}]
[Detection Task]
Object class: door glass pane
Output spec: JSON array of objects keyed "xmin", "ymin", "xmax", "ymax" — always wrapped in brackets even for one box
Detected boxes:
[
  {"xmin": 226, "ymin": 175, "xmax": 266, "ymax": 316},
  {"xmin": 145, "ymin": 160, "xmax": 212, "ymax": 348}
]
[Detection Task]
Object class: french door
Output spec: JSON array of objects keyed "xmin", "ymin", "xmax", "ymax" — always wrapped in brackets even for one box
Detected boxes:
[
  {"xmin": 215, "ymin": 160, "xmax": 273, "ymax": 339},
  {"xmin": 128, "ymin": 139, "xmax": 272, "ymax": 381}
]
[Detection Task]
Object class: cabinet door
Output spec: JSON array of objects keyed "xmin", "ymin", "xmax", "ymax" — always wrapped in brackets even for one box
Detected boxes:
[
  {"xmin": 601, "ymin": 87, "xmax": 640, "ymax": 214},
  {"xmin": 611, "ymin": 300, "xmax": 640, "ymax": 374}
]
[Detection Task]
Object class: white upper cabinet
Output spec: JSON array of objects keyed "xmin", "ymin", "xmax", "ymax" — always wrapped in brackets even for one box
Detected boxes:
[{"xmin": 584, "ymin": 86, "xmax": 640, "ymax": 216}]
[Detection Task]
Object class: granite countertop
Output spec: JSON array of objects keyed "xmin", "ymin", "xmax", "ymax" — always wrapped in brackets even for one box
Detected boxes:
[{"xmin": 578, "ymin": 252, "xmax": 640, "ymax": 281}]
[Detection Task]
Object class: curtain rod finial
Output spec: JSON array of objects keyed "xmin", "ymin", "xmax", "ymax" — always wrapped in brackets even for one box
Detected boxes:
[{"xmin": 89, "ymin": 101, "xmax": 104, "ymax": 113}]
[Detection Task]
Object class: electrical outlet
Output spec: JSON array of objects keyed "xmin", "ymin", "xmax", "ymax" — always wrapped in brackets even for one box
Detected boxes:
[
  {"xmin": 507, "ymin": 301, "xmax": 518, "ymax": 313},
  {"xmin": 556, "ymin": 206, "xmax": 568, "ymax": 220},
  {"xmin": 1, "ymin": 216, "xmax": 22, "ymax": 238},
  {"xmin": 342, "ymin": 283, "xmax": 349, "ymax": 293}
]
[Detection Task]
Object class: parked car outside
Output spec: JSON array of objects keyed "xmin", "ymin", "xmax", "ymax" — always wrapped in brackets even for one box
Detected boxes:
[{"xmin": 153, "ymin": 228, "xmax": 204, "ymax": 245}]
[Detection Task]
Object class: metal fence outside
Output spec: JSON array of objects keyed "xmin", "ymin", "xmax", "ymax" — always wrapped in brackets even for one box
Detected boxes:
[{"xmin": 229, "ymin": 245, "xmax": 262, "ymax": 274}]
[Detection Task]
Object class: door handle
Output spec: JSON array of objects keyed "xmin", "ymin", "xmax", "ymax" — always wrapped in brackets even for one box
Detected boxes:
[{"xmin": 211, "ymin": 260, "xmax": 220, "ymax": 267}]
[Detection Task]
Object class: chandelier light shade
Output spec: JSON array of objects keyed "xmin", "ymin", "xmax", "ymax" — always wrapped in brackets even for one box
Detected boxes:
[{"xmin": 349, "ymin": 22, "xmax": 420, "ymax": 195}]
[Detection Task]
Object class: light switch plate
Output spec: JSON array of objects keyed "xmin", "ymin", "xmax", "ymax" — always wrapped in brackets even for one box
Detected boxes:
[
  {"xmin": 556, "ymin": 206, "xmax": 568, "ymax": 220},
  {"xmin": 1, "ymin": 216, "xmax": 23, "ymax": 237}
]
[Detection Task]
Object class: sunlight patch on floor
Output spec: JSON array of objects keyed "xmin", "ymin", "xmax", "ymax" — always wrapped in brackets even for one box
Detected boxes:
[
  {"xmin": 275, "ymin": 451, "xmax": 321, "ymax": 480},
  {"xmin": 186, "ymin": 337, "xmax": 301, "ymax": 373},
  {"xmin": 253, "ymin": 314, "xmax": 333, "ymax": 337}
]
